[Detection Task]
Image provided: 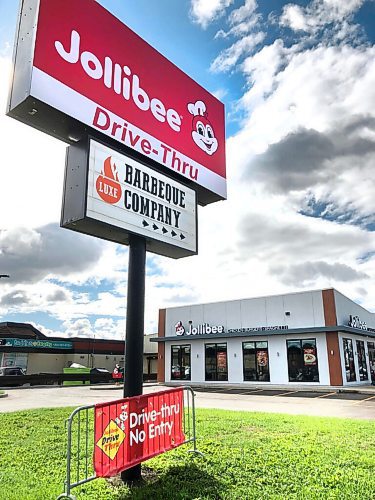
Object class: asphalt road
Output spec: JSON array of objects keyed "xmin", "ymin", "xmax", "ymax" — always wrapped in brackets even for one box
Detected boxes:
[{"xmin": 1, "ymin": 384, "xmax": 375, "ymax": 420}]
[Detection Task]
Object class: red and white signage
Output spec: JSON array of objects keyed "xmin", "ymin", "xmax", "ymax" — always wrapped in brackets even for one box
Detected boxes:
[
  {"xmin": 61, "ymin": 139, "xmax": 197, "ymax": 258},
  {"xmin": 8, "ymin": 0, "xmax": 226, "ymax": 202},
  {"xmin": 87, "ymin": 140, "xmax": 197, "ymax": 254},
  {"xmin": 94, "ymin": 388, "xmax": 185, "ymax": 477}
]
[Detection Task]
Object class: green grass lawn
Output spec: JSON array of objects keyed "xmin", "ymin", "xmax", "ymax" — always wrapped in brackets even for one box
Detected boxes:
[{"xmin": 0, "ymin": 408, "xmax": 374, "ymax": 499}]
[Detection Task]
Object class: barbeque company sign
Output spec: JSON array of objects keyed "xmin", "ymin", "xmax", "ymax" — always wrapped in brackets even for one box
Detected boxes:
[
  {"xmin": 61, "ymin": 139, "xmax": 197, "ymax": 258},
  {"xmin": 7, "ymin": 0, "xmax": 226, "ymax": 204}
]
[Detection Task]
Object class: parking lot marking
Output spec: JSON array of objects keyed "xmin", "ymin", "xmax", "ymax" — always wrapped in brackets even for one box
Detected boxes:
[
  {"xmin": 242, "ymin": 389, "xmax": 265, "ymax": 395},
  {"xmin": 275, "ymin": 391, "xmax": 299, "ymax": 397},
  {"xmin": 352, "ymin": 395, "xmax": 375, "ymax": 404},
  {"xmin": 316, "ymin": 392, "xmax": 337, "ymax": 398}
]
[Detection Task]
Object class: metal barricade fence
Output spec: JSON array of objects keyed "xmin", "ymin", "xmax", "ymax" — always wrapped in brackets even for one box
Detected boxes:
[{"xmin": 57, "ymin": 387, "xmax": 201, "ymax": 500}]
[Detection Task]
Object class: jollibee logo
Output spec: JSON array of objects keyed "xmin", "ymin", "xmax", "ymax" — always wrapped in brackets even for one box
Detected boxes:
[
  {"xmin": 96, "ymin": 156, "xmax": 122, "ymax": 204},
  {"xmin": 114, "ymin": 403, "xmax": 128, "ymax": 431},
  {"xmin": 55, "ymin": 30, "xmax": 182, "ymax": 132},
  {"xmin": 188, "ymin": 100, "xmax": 218, "ymax": 156},
  {"xmin": 175, "ymin": 321, "xmax": 185, "ymax": 336}
]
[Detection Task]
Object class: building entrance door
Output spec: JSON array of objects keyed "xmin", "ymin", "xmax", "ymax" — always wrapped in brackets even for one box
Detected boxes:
[
  {"xmin": 205, "ymin": 343, "xmax": 228, "ymax": 381},
  {"xmin": 356, "ymin": 340, "xmax": 369, "ymax": 381},
  {"xmin": 368, "ymin": 342, "xmax": 375, "ymax": 384},
  {"xmin": 171, "ymin": 345, "xmax": 191, "ymax": 381}
]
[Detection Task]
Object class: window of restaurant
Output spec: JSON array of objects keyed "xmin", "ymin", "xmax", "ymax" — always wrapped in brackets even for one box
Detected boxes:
[
  {"xmin": 0, "ymin": 352, "xmax": 28, "ymax": 371},
  {"xmin": 356, "ymin": 340, "xmax": 368, "ymax": 381},
  {"xmin": 205, "ymin": 343, "xmax": 228, "ymax": 381},
  {"xmin": 343, "ymin": 338, "xmax": 356, "ymax": 382},
  {"xmin": 287, "ymin": 339, "xmax": 319, "ymax": 382},
  {"xmin": 368, "ymin": 342, "xmax": 375, "ymax": 384},
  {"xmin": 242, "ymin": 341, "xmax": 270, "ymax": 382},
  {"xmin": 171, "ymin": 345, "xmax": 191, "ymax": 381}
]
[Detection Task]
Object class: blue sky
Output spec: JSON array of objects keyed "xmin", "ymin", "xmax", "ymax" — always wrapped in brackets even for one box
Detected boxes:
[{"xmin": 0, "ymin": 0, "xmax": 374, "ymax": 338}]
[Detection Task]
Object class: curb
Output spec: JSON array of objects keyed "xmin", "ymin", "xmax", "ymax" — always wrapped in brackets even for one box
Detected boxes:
[
  {"xmin": 165, "ymin": 383, "xmax": 375, "ymax": 396},
  {"xmin": 90, "ymin": 382, "xmax": 160, "ymax": 391}
]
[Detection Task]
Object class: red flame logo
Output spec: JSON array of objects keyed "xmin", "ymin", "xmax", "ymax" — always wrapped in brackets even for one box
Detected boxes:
[{"xmin": 96, "ymin": 156, "xmax": 122, "ymax": 204}]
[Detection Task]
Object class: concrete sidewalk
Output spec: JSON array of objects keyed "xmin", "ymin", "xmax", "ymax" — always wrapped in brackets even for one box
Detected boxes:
[
  {"xmin": 2, "ymin": 381, "xmax": 374, "ymax": 394},
  {"xmin": 1, "ymin": 383, "xmax": 374, "ymax": 419}
]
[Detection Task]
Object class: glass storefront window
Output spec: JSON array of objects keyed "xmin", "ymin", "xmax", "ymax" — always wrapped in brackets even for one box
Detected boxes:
[
  {"xmin": 368, "ymin": 342, "xmax": 375, "ymax": 384},
  {"xmin": 287, "ymin": 339, "xmax": 319, "ymax": 382},
  {"xmin": 356, "ymin": 340, "xmax": 368, "ymax": 381},
  {"xmin": 243, "ymin": 342, "xmax": 270, "ymax": 382},
  {"xmin": 343, "ymin": 338, "xmax": 356, "ymax": 382},
  {"xmin": 171, "ymin": 345, "xmax": 191, "ymax": 380},
  {"xmin": 0, "ymin": 352, "xmax": 28, "ymax": 370},
  {"xmin": 205, "ymin": 343, "xmax": 228, "ymax": 381}
]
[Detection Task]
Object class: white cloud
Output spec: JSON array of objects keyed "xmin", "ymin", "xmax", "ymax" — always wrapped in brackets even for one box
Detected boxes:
[
  {"xmin": 229, "ymin": 0, "xmax": 257, "ymax": 25},
  {"xmin": 214, "ymin": 0, "xmax": 261, "ymax": 41},
  {"xmin": 211, "ymin": 32, "xmax": 265, "ymax": 72},
  {"xmin": 202, "ymin": 4, "xmax": 375, "ymax": 313},
  {"xmin": 0, "ymin": 224, "xmax": 105, "ymax": 283},
  {"xmin": 211, "ymin": 87, "xmax": 228, "ymax": 100},
  {"xmin": 59, "ymin": 317, "xmax": 126, "ymax": 340},
  {"xmin": 190, "ymin": 0, "xmax": 234, "ymax": 28},
  {"xmin": 280, "ymin": 5, "xmax": 308, "ymax": 31},
  {"xmin": 0, "ymin": 57, "xmax": 67, "ymax": 229},
  {"xmin": 63, "ymin": 318, "xmax": 93, "ymax": 338},
  {"xmin": 280, "ymin": 0, "xmax": 366, "ymax": 35},
  {"xmin": 238, "ymin": 44, "xmax": 375, "ymax": 153}
]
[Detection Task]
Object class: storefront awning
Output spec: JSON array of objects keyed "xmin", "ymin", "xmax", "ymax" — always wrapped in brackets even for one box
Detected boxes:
[{"xmin": 151, "ymin": 325, "xmax": 375, "ymax": 342}]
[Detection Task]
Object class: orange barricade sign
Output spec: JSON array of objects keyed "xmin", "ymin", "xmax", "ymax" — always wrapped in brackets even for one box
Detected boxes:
[{"xmin": 94, "ymin": 388, "xmax": 185, "ymax": 477}]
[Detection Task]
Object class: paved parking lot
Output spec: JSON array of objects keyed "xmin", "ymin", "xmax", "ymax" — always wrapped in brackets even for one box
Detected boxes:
[
  {"xmin": 1, "ymin": 384, "xmax": 374, "ymax": 420},
  {"xmin": 189, "ymin": 385, "xmax": 375, "ymax": 420},
  {"xmin": 192, "ymin": 385, "xmax": 375, "ymax": 401}
]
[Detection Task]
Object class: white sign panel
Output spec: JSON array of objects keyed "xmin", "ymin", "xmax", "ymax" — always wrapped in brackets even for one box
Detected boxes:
[{"xmin": 87, "ymin": 141, "xmax": 196, "ymax": 253}]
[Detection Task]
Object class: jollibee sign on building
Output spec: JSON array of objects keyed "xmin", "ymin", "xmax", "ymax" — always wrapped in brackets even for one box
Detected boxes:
[{"xmin": 8, "ymin": 0, "xmax": 226, "ymax": 204}]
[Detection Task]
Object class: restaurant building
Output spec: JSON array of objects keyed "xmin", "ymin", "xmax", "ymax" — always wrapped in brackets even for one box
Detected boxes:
[
  {"xmin": 0, "ymin": 322, "xmax": 157, "ymax": 377},
  {"xmin": 154, "ymin": 289, "xmax": 375, "ymax": 387}
]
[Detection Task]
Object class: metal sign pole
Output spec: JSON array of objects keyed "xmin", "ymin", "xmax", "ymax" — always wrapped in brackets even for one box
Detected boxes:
[{"xmin": 121, "ymin": 233, "xmax": 146, "ymax": 482}]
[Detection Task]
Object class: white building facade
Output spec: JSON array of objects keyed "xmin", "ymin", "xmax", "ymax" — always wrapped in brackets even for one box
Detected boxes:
[{"xmin": 154, "ymin": 289, "xmax": 375, "ymax": 387}]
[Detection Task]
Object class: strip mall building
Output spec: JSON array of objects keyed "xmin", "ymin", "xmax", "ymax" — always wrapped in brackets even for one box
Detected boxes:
[
  {"xmin": 155, "ymin": 289, "xmax": 375, "ymax": 387},
  {"xmin": 0, "ymin": 322, "xmax": 157, "ymax": 378}
]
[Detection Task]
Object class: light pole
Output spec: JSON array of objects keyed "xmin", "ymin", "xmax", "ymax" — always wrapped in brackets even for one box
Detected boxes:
[
  {"xmin": 0, "ymin": 275, "xmax": 9, "ymax": 367},
  {"xmin": 92, "ymin": 332, "xmax": 95, "ymax": 368}
]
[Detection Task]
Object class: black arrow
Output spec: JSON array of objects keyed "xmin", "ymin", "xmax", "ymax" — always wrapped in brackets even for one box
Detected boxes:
[
  {"xmin": 152, "ymin": 224, "xmax": 159, "ymax": 231},
  {"xmin": 142, "ymin": 220, "xmax": 149, "ymax": 227},
  {"xmin": 162, "ymin": 227, "xmax": 168, "ymax": 234},
  {"xmin": 171, "ymin": 230, "xmax": 177, "ymax": 237},
  {"xmin": 180, "ymin": 233, "xmax": 186, "ymax": 240}
]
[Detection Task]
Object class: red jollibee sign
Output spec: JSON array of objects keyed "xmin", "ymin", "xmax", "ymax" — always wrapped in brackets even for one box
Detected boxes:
[
  {"xmin": 94, "ymin": 388, "xmax": 185, "ymax": 477},
  {"xmin": 8, "ymin": 0, "xmax": 226, "ymax": 203}
]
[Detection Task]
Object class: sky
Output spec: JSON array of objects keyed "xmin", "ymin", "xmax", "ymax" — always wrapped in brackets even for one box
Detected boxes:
[{"xmin": 0, "ymin": 0, "xmax": 374, "ymax": 340}]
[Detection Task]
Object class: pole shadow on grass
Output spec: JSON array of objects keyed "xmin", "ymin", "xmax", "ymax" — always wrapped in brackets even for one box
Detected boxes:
[{"xmin": 115, "ymin": 463, "xmax": 224, "ymax": 499}]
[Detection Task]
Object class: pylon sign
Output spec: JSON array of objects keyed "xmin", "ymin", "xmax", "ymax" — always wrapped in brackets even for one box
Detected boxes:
[
  {"xmin": 7, "ymin": 0, "xmax": 226, "ymax": 205},
  {"xmin": 61, "ymin": 139, "xmax": 197, "ymax": 258}
]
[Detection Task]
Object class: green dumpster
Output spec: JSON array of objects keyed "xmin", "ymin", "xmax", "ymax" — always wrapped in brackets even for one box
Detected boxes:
[{"xmin": 63, "ymin": 367, "xmax": 90, "ymax": 386}]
